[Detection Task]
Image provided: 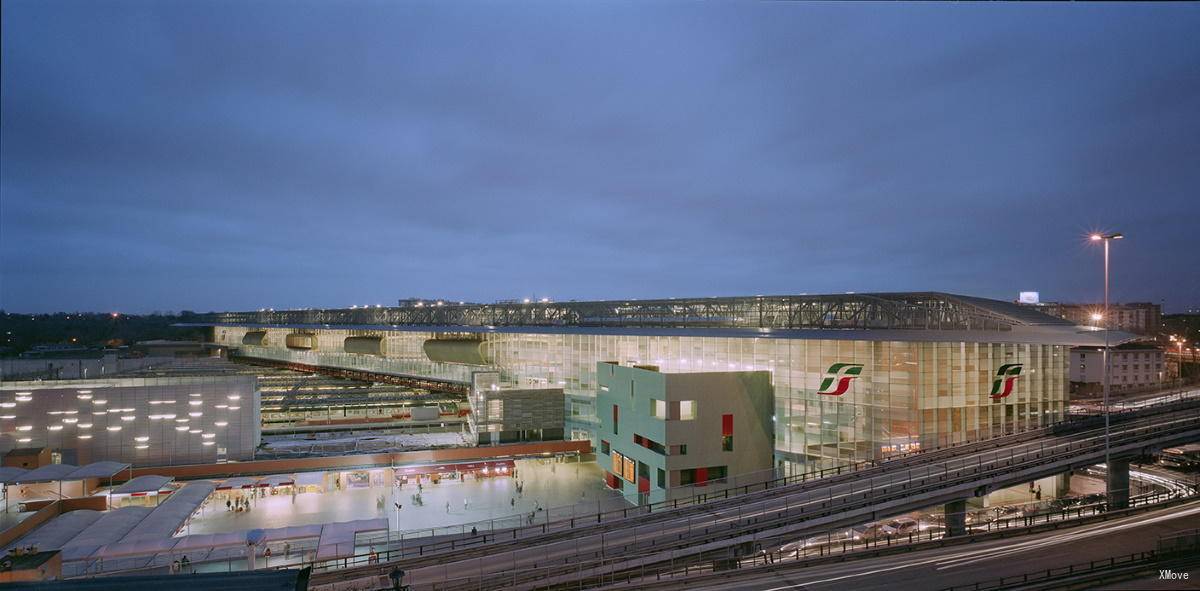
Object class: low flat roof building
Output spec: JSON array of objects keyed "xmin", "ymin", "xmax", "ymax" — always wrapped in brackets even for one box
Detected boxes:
[
  {"xmin": 0, "ymin": 371, "xmax": 259, "ymax": 467},
  {"xmin": 597, "ymin": 362, "xmax": 773, "ymax": 503}
]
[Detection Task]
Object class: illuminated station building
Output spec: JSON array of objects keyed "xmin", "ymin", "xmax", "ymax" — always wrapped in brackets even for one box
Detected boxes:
[{"xmin": 190, "ymin": 293, "xmax": 1130, "ymax": 493}]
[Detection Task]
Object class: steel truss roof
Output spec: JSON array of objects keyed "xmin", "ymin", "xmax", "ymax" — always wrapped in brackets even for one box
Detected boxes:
[{"xmin": 199, "ymin": 292, "xmax": 1073, "ymax": 332}]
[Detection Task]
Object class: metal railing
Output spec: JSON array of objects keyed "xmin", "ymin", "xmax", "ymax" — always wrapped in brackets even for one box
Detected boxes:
[{"xmin": 308, "ymin": 410, "xmax": 1200, "ymax": 590}]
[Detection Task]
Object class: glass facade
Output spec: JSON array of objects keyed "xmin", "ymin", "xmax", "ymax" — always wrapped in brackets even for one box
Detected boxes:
[{"xmin": 212, "ymin": 327, "xmax": 1066, "ymax": 475}]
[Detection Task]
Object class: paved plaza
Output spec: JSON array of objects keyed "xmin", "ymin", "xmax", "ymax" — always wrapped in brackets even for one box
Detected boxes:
[{"xmin": 183, "ymin": 458, "xmax": 628, "ymax": 538}]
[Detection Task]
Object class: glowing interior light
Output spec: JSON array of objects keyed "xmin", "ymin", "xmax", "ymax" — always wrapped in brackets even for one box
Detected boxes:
[
  {"xmin": 134, "ymin": 436, "xmax": 149, "ymax": 442},
  {"xmin": 189, "ymin": 401, "xmax": 203, "ymax": 406},
  {"xmin": 47, "ymin": 425, "xmax": 63, "ymax": 431},
  {"xmin": 189, "ymin": 429, "xmax": 201, "ymax": 434},
  {"xmin": 135, "ymin": 444, "xmax": 149, "ymax": 449},
  {"xmin": 189, "ymin": 412, "xmax": 202, "ymax": 417},
  {"xmin": 202, "ymin": 433, "xmax": 215, "ymax": 439},
  {"xmin": 176, "ymin": 426, "xmax": 189, "ymax": 431},
  {"xmin": 227, "ymin": 395, "xmax": 241, "ymax": 401},
  {"xmin": 63, "ymin": 418, "xmax": 78, "ymax": 424},
  {"xmin": 107, "ymin": 426, "xmax": 122, "ymax": 431},
  {"xmin": 121, "ymin": 415, "xmax": 136, "ymax": 421},
  {"xmin": 18, "ymin": 438, "xmax": 31, "ymax": 443},
  {"xmin": 78, "ymin": 435, "xmax": 92, "ymax": 440},
  {"xmin": 16, "ymin": 425, "xmax": 32, "ymax": 431},
  {"xmin": 214, "ymin": 421, "xmax": 228, "ymax": 427},
  {"xmin": 0, "ymin": 403, "xmax": 15, "ymax": 408}
]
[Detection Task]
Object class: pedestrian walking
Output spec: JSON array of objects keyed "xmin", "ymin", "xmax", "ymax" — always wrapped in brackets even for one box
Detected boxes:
[{"xmin": 446, "ymin": 501, "xmax": 451, "ymax": 513}]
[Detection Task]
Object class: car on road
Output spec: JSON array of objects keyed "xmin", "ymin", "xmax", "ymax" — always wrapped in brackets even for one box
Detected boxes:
[
  {"xmin": 886, "ymin": 517, "xmax": 920, "ymax": 536},
  {"xmin": 779, "ymin": 530, "xmax": 858, "ymax": 554}
]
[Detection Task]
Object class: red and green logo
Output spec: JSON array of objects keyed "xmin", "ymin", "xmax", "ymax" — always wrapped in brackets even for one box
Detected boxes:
[
  {"xmin": 817, "ymin": 363, "xmax": 863, "ymax": 396},
  {"xmin": 990, "ymin": 364, "xmax": 1024, "ymax": 399}
]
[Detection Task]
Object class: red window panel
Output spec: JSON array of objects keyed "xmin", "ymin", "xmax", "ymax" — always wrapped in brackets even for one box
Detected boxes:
[
  {"xmin": 638, "ymin": 476, "xmax": 650, "ymax": 493},
  {"xmin": 721, "ymin": 414, "xmax": 733, "ymax": 436},
  {"xmin": 695, "ymin": 467, "xmax": 709, "ymax": 485}
]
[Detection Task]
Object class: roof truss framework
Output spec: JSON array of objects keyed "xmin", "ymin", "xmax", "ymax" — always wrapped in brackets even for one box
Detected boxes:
[{"xmin": 202, "ymin": 292, "xmax": 1072, "ymax": 333}]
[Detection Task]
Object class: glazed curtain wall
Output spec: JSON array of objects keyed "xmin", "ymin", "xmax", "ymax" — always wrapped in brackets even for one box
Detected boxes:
[{"xmin": 214, "ymin": 327, "xmax": 1066, "ymax": 473}]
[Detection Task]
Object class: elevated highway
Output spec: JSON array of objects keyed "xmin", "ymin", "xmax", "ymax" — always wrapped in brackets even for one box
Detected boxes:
[{"xmin": 308, "ymin": 398, "xmax": 1200, "ymax": 590}]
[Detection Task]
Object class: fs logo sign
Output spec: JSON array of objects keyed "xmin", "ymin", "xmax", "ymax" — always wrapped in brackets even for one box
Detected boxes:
[
  {"xmin": 990, "ymin": 364, "xmax": 1024, "ymax": 399},
  {"xmin": 817, "ymin": 363, "xmax": 864, "ymax": 396}
]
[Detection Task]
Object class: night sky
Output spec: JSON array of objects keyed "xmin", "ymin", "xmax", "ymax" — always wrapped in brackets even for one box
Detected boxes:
[{"xmin": 2, "ymin": 1, "xmax": 1198, "ymax": 314}]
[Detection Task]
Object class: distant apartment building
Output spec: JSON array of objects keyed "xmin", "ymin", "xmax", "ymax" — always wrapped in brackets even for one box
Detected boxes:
[
  {"xmin": 596, "ymin": 362, "xmax": 774, "ymax": 503},
  {"xmin": 1070, "ymin": 345, "xmax": 1166, "ymax": 394},
  {"xmin": 1023, "ymin": 302, "xmax": 1162, "ymax": 336}
]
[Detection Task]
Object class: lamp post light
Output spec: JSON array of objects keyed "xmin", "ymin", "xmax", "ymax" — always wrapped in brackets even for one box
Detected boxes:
[{"xmin": 1089, "ymin": 231, "xmax": 1122, "ymax": 503}]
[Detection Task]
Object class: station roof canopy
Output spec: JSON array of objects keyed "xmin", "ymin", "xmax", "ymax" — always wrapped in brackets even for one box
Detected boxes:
[
  {"xmin": 182, "ymin": 292, "xmax": 1140, "ymax": 346},
  {"xmin": 112, "ymin": 475, "xmax": 173, "ymax": 495},
  {"xmin": 0, "ymin": 467, "xmax": 29, "ymax": 485},
  {"xmin": 66, "ymin": 461, "xmax": 130, "ymax": 480},
  {"xmin": 6, "ymin": 462, "xmax": 130, "ymax": 485},
  {"xmin": 216, "ymin": 476, "xmax": 258, "ymax": 490},
  {"xmin": 16, "ymin": 463, "xmax": 81, "ymax": 484}
]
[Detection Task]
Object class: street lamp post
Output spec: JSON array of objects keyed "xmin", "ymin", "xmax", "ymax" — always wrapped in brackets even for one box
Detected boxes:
[{"xmin": 1090, "ymin": 231, "xmax": 1123, "ymax": 504}]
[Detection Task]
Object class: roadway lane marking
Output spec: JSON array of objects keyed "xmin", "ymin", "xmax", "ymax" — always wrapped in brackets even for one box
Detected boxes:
[
  {"xmin": 932, "ymin": 501, "xmax": 1200, "ymax": 570},
  {"xmin": 756, "ymin": 501, "xmax": 1200, "ymax": 590}
]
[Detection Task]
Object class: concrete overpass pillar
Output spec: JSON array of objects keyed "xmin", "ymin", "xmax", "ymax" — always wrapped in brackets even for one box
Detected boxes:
[
  {"xmin": 1107, "ymin": 458, "xmax": 1130, "ymax": 510},
  {"xmin": 945, "ymin": 499, "xmax": 968, "ymax": 537}
]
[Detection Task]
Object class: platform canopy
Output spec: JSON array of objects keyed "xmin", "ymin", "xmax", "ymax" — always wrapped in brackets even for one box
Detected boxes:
[
  {"xmin": 66, "ymin": 461, "xmax": 130, "ymax": 480},
  {"xmin": 4, "ymin": 461, "xmax": 131, "ymax": 485},
  {"xmin": 112, "ymin": 475, "xmax": 174, "ymax": 495},
  {"xmin": 216, "ymin": 476, "xmax": 258, "ymax": 490},
  {"xmin": 257, "ymin": 474, "xmax": 295, "ymax": 487},
  {"xmin": 0, "ymin": 467, "xmax": 29, "ymax": 485},
  {"xmin": 16, "ymin": 463, "xmax": 80, "ymax": 484}
]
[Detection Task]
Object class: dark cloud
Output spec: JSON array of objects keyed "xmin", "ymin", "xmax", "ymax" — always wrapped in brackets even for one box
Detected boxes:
[{"xmin": 2, "ymin": 1, "xmax": 1198, "ymax": 313}]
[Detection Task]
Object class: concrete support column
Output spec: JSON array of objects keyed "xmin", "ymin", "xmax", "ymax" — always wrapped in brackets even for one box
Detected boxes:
[
  {"xmin": 945, "ymin": 499, "xmax": 968, "ymax": 537},
  {"xmin": 1055, "ymin": 471, "xmax": 1072, "ymax": 498},
  {"xmin": 1107, "ymin": 458, "xmax": 1130, "ymax": 510}
]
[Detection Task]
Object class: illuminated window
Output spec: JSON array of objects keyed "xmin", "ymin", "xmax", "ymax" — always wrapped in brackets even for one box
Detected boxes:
[
  {"xmin": 651, "ymin": 399, "xmax": 667, "ymax": 420},
  {"xmin": 679, "ymin": 400, "xmax": 696, "ymax": 420}
]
